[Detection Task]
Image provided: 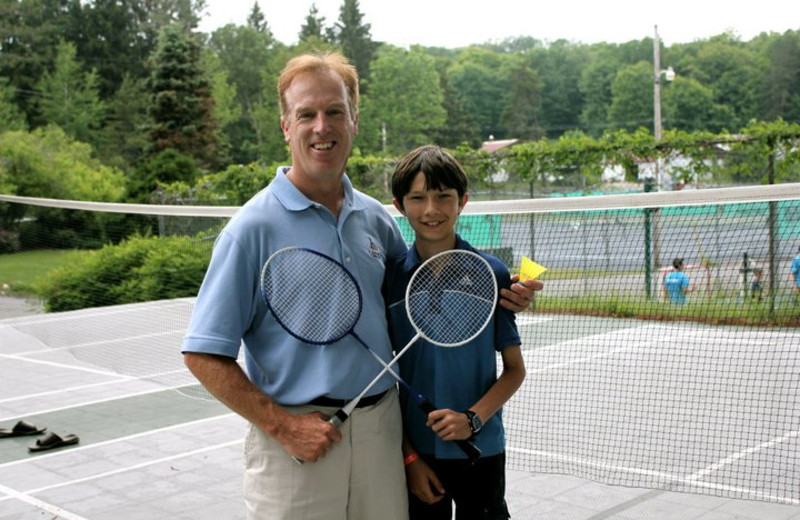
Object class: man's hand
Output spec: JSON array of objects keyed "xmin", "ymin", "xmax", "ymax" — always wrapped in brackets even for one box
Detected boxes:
[
  {"xmin": 500, "ymin": 276, "xmax": 543, "ymax": 313},
  {"xmin": 276, "ymin": 411, "xmax": 342, "ymax": 463}
]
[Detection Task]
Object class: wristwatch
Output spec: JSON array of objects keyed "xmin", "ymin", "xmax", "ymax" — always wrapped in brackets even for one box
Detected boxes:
[{"xmin": 464, "ymin": 410, "xmax": 483, "ymax": 436}]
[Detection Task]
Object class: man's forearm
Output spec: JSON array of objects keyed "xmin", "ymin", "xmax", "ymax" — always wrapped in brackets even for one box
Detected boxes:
[{"xmin": 183, "ymin": 352, "xmax": 342, "ymax": 461}]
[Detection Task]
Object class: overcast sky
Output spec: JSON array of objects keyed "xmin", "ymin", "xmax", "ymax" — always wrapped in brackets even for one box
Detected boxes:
[{"xmin": 197, "ymin": 0, "xmax": 798, "ymax": 48}]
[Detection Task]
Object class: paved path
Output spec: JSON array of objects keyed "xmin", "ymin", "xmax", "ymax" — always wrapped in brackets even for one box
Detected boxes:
[{"xmin": 0, "ymin": 296, "xmax": 43, "ymax": 320}]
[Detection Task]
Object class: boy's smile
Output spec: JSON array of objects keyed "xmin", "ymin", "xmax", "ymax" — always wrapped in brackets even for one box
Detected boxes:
[{"xmin": 399, "ymin": 171, "xmax": 467, "ymax": 253}]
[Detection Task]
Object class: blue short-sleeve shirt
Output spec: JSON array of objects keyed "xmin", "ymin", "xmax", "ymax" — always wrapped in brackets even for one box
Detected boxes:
[
  {"xmin": 792, "ymin": 255, "xmax": 800, "ymax": 288},
  {"xmin": 664, "ymin": 270, "xmax": 690, "ymax": 304},
  {"xmin": 182, "ymin": 167, "xmax": 408, "ymax": 405},
  {"xmin": 383, "ymin": 236, "xmax": 521, "ymax": 459}
]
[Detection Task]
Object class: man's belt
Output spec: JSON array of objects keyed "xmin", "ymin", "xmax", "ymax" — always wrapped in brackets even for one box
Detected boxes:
[{"xmin": 307, "ymin": 389, "xmax": 389, "ymax": 409}]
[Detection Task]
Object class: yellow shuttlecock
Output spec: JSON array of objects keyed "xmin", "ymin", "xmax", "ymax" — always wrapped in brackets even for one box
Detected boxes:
[{"xmin": 519, "ymin": 256, "xmax": 547, "ymax": 282}]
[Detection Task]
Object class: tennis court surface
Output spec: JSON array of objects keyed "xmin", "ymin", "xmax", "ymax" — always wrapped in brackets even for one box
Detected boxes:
[{"xmin": 1, "ymin": 298, "xmax": 798, "ymax": 519}]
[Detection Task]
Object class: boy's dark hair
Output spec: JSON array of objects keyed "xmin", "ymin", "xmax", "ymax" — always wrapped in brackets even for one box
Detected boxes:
[
  {"xmin": 391, "ymin": 145, "xmax": 468, "ymax": 210},
  {"xmin": 672, "ymin": 258, "xmax": 684, "ymax": 269}
]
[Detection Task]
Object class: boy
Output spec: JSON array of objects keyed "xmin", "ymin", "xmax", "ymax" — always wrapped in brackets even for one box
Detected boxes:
[
  {"xmin": 750, "ymin": 267, "xmax": 763, "ymax": 301},
  {"xmin": 663, "ymin": 258, "xmax": 692, "ymax": 305},
  {"xmin": 383, "ymin": 145, "xmax": 525, "ymax": 519}
]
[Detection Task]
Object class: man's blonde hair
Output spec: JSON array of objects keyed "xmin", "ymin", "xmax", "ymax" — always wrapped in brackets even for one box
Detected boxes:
[{"xmin": 277, "ymin": 51, "xmax": 359, "ymax": 120}]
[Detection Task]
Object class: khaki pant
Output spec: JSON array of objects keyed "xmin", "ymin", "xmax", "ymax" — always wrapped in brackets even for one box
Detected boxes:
[{"xmin": 244, "ymin": 389, "xmax": 408, "ymax": 520}]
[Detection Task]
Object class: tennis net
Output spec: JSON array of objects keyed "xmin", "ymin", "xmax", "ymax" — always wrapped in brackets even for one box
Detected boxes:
[{"xmin": 1, "ymin": 183, "xmax": 798, "ymax": 504}]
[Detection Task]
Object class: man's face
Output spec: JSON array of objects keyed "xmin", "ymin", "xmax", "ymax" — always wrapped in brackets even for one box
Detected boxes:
[
  {"xmin": 280, "ymin": 69, "xmax": 358, "ymax": 182},
  {"xmin": 399, "ymin": 171, "xmax": 465, "ymax": 246}
]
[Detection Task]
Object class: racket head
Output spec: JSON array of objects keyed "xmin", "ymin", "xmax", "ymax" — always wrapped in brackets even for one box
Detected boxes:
[
  {"xmin": 260, "ymin": 247, "xmax": 362, "ymax": 345},
  {"xmin": 405, "ymin": 249, "xmax": 498, "ymax": 347}
]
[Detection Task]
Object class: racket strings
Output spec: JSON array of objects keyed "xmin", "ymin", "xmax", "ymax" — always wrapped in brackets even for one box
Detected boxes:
[
  {"xmin": 407, "ymin": 251, "xmax": 497, "ymax": 346},
  {"xmin": 261, "ymin": 248, "xmax": 361, "ymax": 344}
]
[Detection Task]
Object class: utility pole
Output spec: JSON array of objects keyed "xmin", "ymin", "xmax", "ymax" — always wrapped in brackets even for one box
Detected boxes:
[{"xmin": 652, "ymin": 25, "xmax": 664, "ymax": 269}]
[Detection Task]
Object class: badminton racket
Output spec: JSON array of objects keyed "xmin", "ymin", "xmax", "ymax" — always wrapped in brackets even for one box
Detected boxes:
[
  {"xmin": 327, "ymin": 249, "xmax": 498, "ymax": 463},
  {"xmin": 259, "ymin": 246, "xmax": 481, "ymax": 462}
]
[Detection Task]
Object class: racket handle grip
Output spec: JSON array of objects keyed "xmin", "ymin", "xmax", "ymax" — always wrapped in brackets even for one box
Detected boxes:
[
  {"xmin": 418, "ymin": 400, "xmax": 482, "ymax": 464},
  {"xmin": 294, "ymin": 409, "xmax": 350, "ymax": 465},
  {"xmin": 457, "ymin": 439, "xmax": 482, "ymax": 464},
  {"xmin": 328, "ymin": 409, "xmax": 349, "ymax": 429}
]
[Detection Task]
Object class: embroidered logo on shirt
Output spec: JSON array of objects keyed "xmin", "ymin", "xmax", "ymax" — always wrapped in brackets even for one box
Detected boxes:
[{"xmin": 368, "ymin": 238, "xmax": 382, "ymax": 258}]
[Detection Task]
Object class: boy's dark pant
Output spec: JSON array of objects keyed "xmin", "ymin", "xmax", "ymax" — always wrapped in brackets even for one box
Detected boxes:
[{"xmin": 409, "ymin": 452, "xmax": 510, "ymax": 520}]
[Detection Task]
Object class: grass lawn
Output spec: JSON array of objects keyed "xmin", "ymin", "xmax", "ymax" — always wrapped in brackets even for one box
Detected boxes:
[{"xmin": 0, "ymin": 249, "xmax": 88, "ymax": 295}]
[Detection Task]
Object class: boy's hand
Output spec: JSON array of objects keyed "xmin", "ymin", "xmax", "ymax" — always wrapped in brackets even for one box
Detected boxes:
[
  {"xmin": 406, "ymin": 458, "xmax": 445, "ymax": 504},
  {"xmin": 426, "ymin": 408, "xmax": 473, "ymax": 441},
  {"xmin": 500, "ymin": 276, "xmax": 543, "ymax": 312}
]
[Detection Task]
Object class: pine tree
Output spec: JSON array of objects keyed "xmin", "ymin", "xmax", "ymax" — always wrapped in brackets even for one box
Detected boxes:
[
  {"xmin": 331, "ymin": 0, "xmax": 377, "ymax": 84},
  {"xmin": 37, "ymin": 40, "xmax": 106, "ymax": 147},
  {"xmin": 146, "ymin": 24, "xmax": 219, "ymax": 170},
  {"xmin": 298, "ymin": 3, "xmax": 327, "ymax": 43},
  {"xmin": 246, "ymin": 1, "xmax": 272, "ymax": 39}
]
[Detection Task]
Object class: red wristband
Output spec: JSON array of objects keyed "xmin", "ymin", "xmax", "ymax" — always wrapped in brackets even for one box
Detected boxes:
[{"xmin": 403, "ymin": 453, "xmax": 420, "ymax": 466}]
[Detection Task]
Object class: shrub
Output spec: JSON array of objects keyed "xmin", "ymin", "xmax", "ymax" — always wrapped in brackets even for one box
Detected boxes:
[{"xmin": 37, "ymin": 234, "xmax": 212, "ymax": 312}]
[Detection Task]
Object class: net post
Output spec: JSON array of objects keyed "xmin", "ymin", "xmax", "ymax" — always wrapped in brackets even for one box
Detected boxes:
[
  {"xmin": 740, "ymin": 252, "xmax": 751, "ymax": 299},
  {"xmin": 643, "ymin": 178, "xmax": 655, "ymax": 299}
]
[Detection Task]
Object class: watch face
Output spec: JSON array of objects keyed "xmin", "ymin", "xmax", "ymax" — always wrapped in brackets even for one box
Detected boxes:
[{"xmin": 467, "ymin": 411, "xmax": 482, "ymax": 433}]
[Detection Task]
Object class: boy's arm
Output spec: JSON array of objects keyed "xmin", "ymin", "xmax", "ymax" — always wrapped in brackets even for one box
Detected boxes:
[
  {"xmin": 426, "ymin": 345, "xmax": 526, "ymax": 441},
  {"xmin": 402, "ymin": 432, "xmax": 445, "ymax": 504},
  {"xmin": 466, "ymin": 345, "xmax": 526, "ymax": 430}
]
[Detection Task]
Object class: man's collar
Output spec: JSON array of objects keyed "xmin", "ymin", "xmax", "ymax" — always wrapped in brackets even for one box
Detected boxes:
[{"xmin": 272, "ymin": 166, "xmax": 363, "ymax": 212}]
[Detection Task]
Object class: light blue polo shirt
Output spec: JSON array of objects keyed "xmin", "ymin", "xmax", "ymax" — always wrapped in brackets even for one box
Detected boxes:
[
  {"xmin": 383, "ymin": 237, "xmax": 522, "ymax": 459},
  {"xmin": 182, "ymin": 167, "xmax": 408, "ymax": 405}
]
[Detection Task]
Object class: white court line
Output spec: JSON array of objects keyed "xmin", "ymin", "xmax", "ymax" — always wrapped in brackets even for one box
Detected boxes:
[
  {"xmin": 531, "ymin": 322, "xmax": 664, "ymax": 354},
  {"xmin": 686, "ymin": 429, "xmax": 800, "ymax": 483},
  {"xmin": 0, "ymin": 367, "xmax": 196, "ymax": 405},
  {"xmin": 511, "ymin": 321, "xmax": 800, "ymax": 506},
  {"xmin": 0, "ymin": 378, "xmax": 138, "ymax": 404},
  {"xmin": 0, "ymin": 352, "xmax": 141, "ymax": 378},
  {"xmin": 0, "ymin": 413, "xmax": 237, "ymax": 471},
  {"xmin": 0, "ymin": 299, "xmax": 193, "ymax": 327},
  {"xmin": 522, "ymin": 322, "xmax": 663, "ymax": 367},
  {"xmin": 16, "ymin": 439, "xmax": 242, "ymax": 496},
  {"xmin": 516, "ymin": 315, "xmax": 553, "ymax": 326},
  {"xmin": 8, "ymin": 328, "xmax": 187, "ymax": 355},
  {"xmin": 0, "ymin": 482, "xmax": 88, "ymax": 520},
  {"xmin": 508, "ymin": 447, "xmax": 799, "ymax": 505},
  {"xmin": 0, "ymin": 383, "xmax": 208, "ymax": 423},
  {"xmin": 0, "ymin": 414, "xmax": 239, "ymax": 517},
  {"xmin": 526, "ymin": 342, "xmax": 652, "ymax": 373}
]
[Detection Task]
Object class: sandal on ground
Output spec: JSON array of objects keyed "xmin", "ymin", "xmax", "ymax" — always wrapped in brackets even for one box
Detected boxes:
[
  {"xmin": 0, "ymin": 420, "xmax": 46, "ymax": 438},
  {"xmin": 28, "ymin": 431, "xmax": 79, "ymax": 452}
]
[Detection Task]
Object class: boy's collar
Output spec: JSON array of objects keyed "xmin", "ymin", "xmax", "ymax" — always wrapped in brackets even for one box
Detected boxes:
[{"xmin": 405, "ymin": 234, "xmax": 472, "ymax": 271}]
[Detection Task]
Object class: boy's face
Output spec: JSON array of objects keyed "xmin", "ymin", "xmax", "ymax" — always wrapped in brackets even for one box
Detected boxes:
[{"xmin": 396, "ymin": 171, "xmax": 466, "ymax": 247}]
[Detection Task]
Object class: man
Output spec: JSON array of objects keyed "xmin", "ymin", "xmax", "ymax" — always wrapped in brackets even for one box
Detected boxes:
[
  {"xmin": 663, "ymin": 257, "xmax": 692, "ymax": 305},
  {"xmin": 182, "ymin": 52, "xmax": 540, "ymax": 520}
]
